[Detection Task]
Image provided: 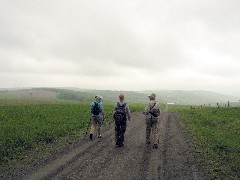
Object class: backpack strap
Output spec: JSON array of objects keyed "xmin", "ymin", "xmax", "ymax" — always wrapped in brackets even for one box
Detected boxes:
[
  {"xmin": 92, "ymin": 101, "xmax": 100, "ymax": 113},
  {"xmin": 150, "ymin": 102, "xmax": 156, "ymax": 111},
  {"xmin": 117, "ymin": 102, "xmax": 120, "ymax": 107},
  {"xmin": 94, "ymin": 101, "xmax": 99, "ymax": 107},
  {"xmin": 116, "ymin": 102, "xmax": 126, "ymax": 115},
  {"xmin": 117, "ymin": 102, "xmax": 126, "ymax": 108},
  {"xmin": 148, "ymin": 102, "xmax": 155, "ymax": 118}
]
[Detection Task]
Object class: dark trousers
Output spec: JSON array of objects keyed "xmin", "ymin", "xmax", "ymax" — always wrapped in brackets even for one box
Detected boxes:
[{"xmin": 115, "ymin": 118, "xmax": 127, "ymax": 145}]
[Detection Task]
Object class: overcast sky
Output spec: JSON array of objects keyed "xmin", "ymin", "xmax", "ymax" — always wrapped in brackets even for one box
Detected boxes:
[{"xmin": 0, "ymin": 0, "xmax": 240, "ymax": 97}]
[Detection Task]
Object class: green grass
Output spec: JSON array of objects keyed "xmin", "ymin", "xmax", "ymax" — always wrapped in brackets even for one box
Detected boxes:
[
  {"xmin": 0, "ymin": 102, "xmax": 145, "ymax": 165},
  {"xmin": 169, "ymin": 105, "xmax": 240, "ymax": 179},
  {"xmin": 0, "ymin": 104, "xmax": 87, "ymax": 164}
]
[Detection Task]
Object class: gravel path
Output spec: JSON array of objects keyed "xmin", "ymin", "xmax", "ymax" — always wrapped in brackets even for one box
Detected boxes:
[{"xmin": 20, "ymin": 111, "xmax": 210, "ymax": 180}]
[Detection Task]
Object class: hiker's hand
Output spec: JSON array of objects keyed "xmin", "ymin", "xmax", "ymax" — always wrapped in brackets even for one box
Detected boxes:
[{"xmin": 143, "ymin": 111, "xmax": 148, "ymax": 115}]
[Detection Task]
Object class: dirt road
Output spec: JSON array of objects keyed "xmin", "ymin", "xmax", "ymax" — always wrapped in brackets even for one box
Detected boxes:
[{"xmin": 20, "ymin": 111, "xmax": 209, "ymax": 180}]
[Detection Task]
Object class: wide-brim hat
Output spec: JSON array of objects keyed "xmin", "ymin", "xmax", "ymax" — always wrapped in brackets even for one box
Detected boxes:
[{"xmin": 148, "ymin": 93, "xmax": 156, "ymax": 99}]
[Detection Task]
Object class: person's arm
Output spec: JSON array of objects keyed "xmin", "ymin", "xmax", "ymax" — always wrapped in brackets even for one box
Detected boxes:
[
  {"xmin": 90, "ymin": 102, "xmax": 94, "ymax": 115},
  {"xmin": 113, "ymin": 103, "xmax": 117, "ymax": 114},
  {"xmin": 157, "ymin": 102, "xmax": 160, "ymax": 114},
  {"xmin": 113, "ymin": 102, "xmax": 117, "ymax": 119},
  {"xmin": 99, "ymin": 102, "xmax": 105, "ymax": 118},
  {"xmin": 126, "ymin": 103, "xmax": 131, "ymax": 121},
  {"xmin": 143, "ymin": 102, "xmax": 151, "ymax": 115},
  {"xmin": 102, "ymin": 111, "xmax": 105, "ymax": 119}
]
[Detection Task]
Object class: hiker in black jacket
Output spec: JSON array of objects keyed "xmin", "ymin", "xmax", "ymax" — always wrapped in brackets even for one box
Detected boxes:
[{"xmin": 113, "ymin": 94, "xmax": 131, "ymax": 147}]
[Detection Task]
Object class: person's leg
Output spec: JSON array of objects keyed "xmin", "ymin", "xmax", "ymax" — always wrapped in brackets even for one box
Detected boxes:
[
  {"xmin": 90, "ymin": 117, "xmax": 97, "ymax": 140},
  {"xmin": 97, "ymin": 117, "xmax": 103, "ymax": 138},
  {"xmin": 115, "ymin": 119, "xmax": 121, "ymax": 146},
  {"xmin": 145, "ymin": 118, "xmax": 151, "ymax": 144},
  {"xmin": 152, "ymin": 119, "xmax": 159, "ymax": 148},
  {"xmin": 119, "ymin": 119, "xmax": 127, "ymax": 146}
]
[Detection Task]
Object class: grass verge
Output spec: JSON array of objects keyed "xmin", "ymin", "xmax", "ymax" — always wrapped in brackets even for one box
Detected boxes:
[{"xmin": 169, "ymin": 105, "xmax": 240, "ymax": 179}]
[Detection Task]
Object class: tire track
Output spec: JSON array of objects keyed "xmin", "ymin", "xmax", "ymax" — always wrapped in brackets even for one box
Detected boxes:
[
  {"xmin": 139, "ymin": 111, "xmax": 166, "ymax": 180},
  {"xmin": 158, "ymin": 111, "xmax": 209, "ymax": 180},
  {"xmin": 161, "ymin": 111, "xmax": 172, "ymax": 178},
  {"xmin": 21, "ymin": 111, "xmax": 209, "ymax": 180},
  {"xmin": 93, "ymin": 113, "xmax": 146, "ymax": 180},
  {"xmin": 55, "ymin": 113, "xmax": 145, "ymax": 180},
  {"xmin": 25, "ymin": 123, "xmax": 115, "ymax": 180}
]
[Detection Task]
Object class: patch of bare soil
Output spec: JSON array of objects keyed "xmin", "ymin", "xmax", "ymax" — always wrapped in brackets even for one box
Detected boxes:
[{"xmin": 10, "ymin": 111, "xmax": 210, "ymax": 180}]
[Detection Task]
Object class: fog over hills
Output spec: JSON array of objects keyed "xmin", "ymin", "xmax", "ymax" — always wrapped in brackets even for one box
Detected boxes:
[{"xmin": 0, "ymin": 87, "xmax": 239, "ymax": 106}]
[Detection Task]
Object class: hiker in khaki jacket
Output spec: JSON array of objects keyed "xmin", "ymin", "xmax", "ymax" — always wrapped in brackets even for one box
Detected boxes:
[{"xmin": 143, "ymin": 93, "xmax": 160, "ymax": 148}]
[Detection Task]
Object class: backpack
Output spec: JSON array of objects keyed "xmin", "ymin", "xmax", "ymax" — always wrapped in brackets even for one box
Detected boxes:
[
  {"xmin": 149, "ymin": 102, "xmax": 160, "ymax": 117},
  {"xmin": 92, "ymin": 102, "xmax": 101, "ymax": 115},
  {"xmin": 114, "ymin": 102, "xmax": 127, "ymax": 121}
]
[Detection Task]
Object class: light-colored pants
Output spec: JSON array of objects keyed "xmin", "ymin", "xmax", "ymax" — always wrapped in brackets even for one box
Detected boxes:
[
  {"xmin": 90, "ymin": 115, "xmax": 103, "ymax": 135},
  {"xmin": 146, "ymin": 117, "xmax": 159, "ymax": 144}
]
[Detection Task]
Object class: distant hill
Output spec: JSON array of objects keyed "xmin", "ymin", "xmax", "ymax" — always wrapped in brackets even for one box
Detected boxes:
[
  {"xmin": 143, "ymin": 90, "xmax": 239, "ymax": 106},
  {"xmin": 0, "ymin": 88, "xmax": 239, "ymax": 106},
  {"xmin": 0, "ymin": 88, "xmax": 58, "ymax": 99}
]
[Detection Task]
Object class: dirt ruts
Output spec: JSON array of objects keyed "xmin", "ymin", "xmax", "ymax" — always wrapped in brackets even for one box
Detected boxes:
[{"xmin": 16, "ymin": 111, "xmax": 210, "ymax": 180}]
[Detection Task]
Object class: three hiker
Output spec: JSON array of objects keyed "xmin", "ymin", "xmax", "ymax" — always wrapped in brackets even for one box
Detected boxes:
[
  {"xmin": 89, "ymin": 93, "xmax": 160, "ymax": 149},
  {"xmin": 113, "ymin": 94, "xmax": 131, "ymax": 147},
  {"xmin": 89, "ymin": 95, "xmax": 105, "ymax": 140},
  {"xmin": 143, "ymin": 93, "xmax": 160, "ymax": 148}
]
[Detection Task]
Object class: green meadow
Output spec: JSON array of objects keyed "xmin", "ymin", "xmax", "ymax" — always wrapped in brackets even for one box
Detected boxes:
[
  {"xmin": 1, "ymin": 101, "xmax": 239, "ymax": 179},
  {"xmin": 170, "ymin": 105, "xmax": 240, "ymax": 179},
  {"xmin": 0, "ymin": 103, "xmax": 145, "ymax": 165}
]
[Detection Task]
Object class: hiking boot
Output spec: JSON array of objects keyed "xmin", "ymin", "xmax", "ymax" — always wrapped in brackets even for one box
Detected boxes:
[
  {"xmin": 146, "ymin": 140, "xmax": 150, "ymax": 145},
  {"xmin": 153, "ymin": 144, "xmax": 158, "ymax": 149},
  {"xmin": 116, "ymin": 141, "xmax": 119, "ymax": 147},
  {"xmin": 89, "ymin": 133, "xmax": 93, "ymax": 141},
  {"xmin": 119, "ymin": 143, "xmax": 124, "ymax": 147}
]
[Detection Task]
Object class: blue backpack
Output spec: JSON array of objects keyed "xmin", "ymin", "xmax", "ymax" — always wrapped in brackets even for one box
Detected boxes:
[{"xmin": 92, "ymin": 102, "xmax": 101, "ymax": 115}]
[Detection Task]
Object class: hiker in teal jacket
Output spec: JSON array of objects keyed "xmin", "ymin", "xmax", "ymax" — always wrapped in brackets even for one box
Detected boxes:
[{"xmin": 90, "ymin": 95, "xmax": 105, "ymax": 140}]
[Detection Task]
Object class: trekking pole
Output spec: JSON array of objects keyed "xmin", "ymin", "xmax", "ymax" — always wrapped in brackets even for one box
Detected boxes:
[
  {"xmin": 84, "ymin": 118, "xmax": 92, "ymax": 138},
  {"xmin": 103, "ymin": 115, "xmax": 107, "ymax": 123},
  {"xmin": 103, "ymin": 115, "xmax": 114, "ymax": 125}
]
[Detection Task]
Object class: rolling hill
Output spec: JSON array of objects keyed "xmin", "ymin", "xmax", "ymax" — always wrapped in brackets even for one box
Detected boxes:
[{"xmin": 1, "ymin": 87, "xmax": 239, "ymax": 106}]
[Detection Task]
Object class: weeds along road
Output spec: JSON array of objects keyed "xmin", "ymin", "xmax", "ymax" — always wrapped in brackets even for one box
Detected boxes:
[{"xmin": 23, "ymin": 111, "xmax": 209, "ymax": 180}]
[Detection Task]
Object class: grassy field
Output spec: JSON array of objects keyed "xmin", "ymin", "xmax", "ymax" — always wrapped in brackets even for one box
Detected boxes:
[
  {"xmin": 4, "ymin": 101, "xmax": 239, "ymax": 179},
  {"xmin": 0, "ymin": 102, "xmax": 145, "ymax": 166},
  {"xmin": 169, "ymin": 105, "xmax": 240, "ymax": 179}
]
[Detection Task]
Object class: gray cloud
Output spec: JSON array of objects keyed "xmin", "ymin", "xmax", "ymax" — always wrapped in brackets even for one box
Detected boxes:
[{"xmin": 0, "ymin": 0, "xmax": 240, "ymax": 96}]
